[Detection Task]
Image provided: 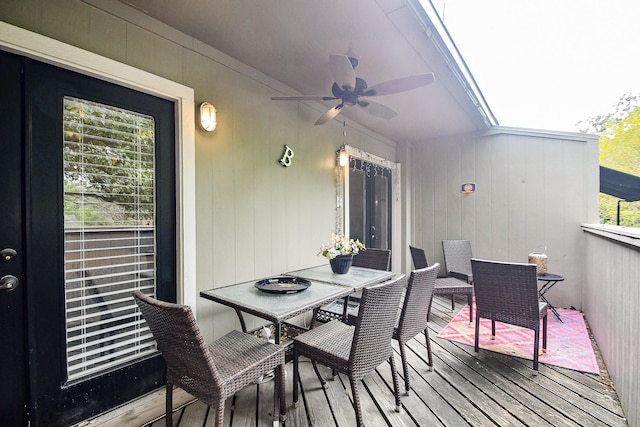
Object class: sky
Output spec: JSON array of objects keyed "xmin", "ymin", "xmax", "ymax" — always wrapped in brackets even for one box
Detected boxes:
[{"xmin": 427, "ymin": 0, "xmax": 640, "ymax": 133}]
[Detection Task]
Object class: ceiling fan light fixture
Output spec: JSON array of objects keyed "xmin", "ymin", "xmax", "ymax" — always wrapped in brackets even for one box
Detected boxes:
[{"xmin": 271, "ymin": 54, "xmax": 435, "ymax": 125}]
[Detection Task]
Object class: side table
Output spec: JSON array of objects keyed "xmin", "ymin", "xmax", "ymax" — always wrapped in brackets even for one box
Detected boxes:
[{"xmin": 537, "ymin": 273, "xmax": 564, "ymax": 322}]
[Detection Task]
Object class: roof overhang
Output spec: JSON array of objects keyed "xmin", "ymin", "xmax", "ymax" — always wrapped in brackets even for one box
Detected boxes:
[
  {"xmin": 116, "ymin": 0, "xmax": 497, "ymax": 143},
  {"xmin": 600, "ymin": 166, "xmax": 640, "ymax": 202}
]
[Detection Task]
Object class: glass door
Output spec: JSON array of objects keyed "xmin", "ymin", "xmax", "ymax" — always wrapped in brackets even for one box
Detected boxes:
[
  {"xmin": 348, "ymin": 158, "xmax": 392, "ymax": 249},
  {"xmin": 5, "ymin": 55, "xmax": 178, "ymax": 426}
]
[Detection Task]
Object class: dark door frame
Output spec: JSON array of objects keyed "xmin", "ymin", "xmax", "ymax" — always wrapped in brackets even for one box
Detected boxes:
[
  {"xmin": 1, "ymin": 23, "xmax": 196, "ymax": 425},
  {"xmin": 0, "ymin": 49, "xmax": 29, "ymax": 427},
  {"xmin": 338, "ymin": 144, "xmax": 400, "ymax": 260},
  {"xmin": 24, "ymin": 56, "xmax": 176, "ymax": 426}
]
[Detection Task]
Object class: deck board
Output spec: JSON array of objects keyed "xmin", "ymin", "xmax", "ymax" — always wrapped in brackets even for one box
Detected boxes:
[{"xmin": 114, "ymin": 295, "xmax": 628, "ymax": 427}]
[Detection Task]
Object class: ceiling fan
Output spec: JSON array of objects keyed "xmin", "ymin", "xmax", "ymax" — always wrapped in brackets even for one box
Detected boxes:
[{"xmin": 271, "ymin": 54, "xmax": 435, "ymax": 125}]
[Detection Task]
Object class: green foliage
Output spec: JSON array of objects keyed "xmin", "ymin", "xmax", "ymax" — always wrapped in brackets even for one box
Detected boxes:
[
  {"xmin": 582, "ymin": 94, "xmax": 640, "ymax": 227},
  {"xmin": 63, "ymin": 97, "xmax": 156, "ymax": 227}
]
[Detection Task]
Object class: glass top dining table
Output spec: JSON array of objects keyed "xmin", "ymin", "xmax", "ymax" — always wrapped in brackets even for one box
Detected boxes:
[
  {"xmin": 199, "ymin": 264, "xmax": 396, "ymax": 344},
  {"xmin": 284, "ymin": 264, "xmax": 395, "ymax": 289},
  {"xmin": 200, "ymin": 278, "xmax": 350, "ymax": 327}
]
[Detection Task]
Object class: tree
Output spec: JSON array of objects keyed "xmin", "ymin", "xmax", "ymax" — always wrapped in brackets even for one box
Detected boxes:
[{"xmin": 580, "ymin": 94, "xmax": 640, "ymax": 227}]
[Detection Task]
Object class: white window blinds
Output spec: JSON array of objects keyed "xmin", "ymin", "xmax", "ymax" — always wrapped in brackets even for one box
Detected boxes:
[{"xmin": 63, "ymin": 97, "xmax": 158, "ymax": 382}]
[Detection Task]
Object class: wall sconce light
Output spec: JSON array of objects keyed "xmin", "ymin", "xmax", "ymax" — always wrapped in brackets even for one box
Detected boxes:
[
  {"xmin": 198, "ymin": 102, "xmax": 217, "ymax": 132},
  {"xmin": 338, "ymin": 149, "xmax": 348, "ymax": 167},
  {"xmin": 461, "ymin": 183, "xmax": 476, "ymax": 194}
]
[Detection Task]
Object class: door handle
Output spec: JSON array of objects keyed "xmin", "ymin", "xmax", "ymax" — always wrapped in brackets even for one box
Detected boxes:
[
  {"xmin": 1, "ymin": 248, "xmax": 17, "ymax": 262},
  {"xmin": 0, "ymin": 275, "xmax": 19, "ymax": 292}
]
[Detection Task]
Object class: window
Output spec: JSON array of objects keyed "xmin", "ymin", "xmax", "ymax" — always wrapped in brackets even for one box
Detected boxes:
[{"xmin": 63, "ymin": 97, "xmax": 157, "ymax": 381}]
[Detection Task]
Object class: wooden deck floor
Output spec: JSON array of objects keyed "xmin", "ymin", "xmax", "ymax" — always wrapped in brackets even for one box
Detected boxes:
[{"xmin": 133, "ymin": 295, "xmax": 627, "ymax": 427}]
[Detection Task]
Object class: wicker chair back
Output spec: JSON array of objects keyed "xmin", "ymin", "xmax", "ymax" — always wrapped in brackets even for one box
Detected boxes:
[
  {"xmin": 395, "ymin": 263, "xmax": 439, "ymax": 344},
  {"xmin": 442, "ymin": 239, "xmax": 473, "ymax": 280},
  {"xmin": 349, "ymin": 276, "xmax": 405, "ymax": 378},
  {"xmin": 133, "ymin": 291, "xmax": 222, "ymax": 397},
  {"xmin": 470, "ymin": 258, "xmax": 548, "ymax": 370},
  {"xmin": 409, "ymin": 245, "xmax": 429, "ymax": 269},
  {"xmin": 351, "ymin": 247, "xmax": 392, "ymax": 271},
  {"xmin": 471, "ymin": 259, "xmax": 541, "ymax": 330},
  {"xmin": 393, "ymin": 263, "xmax": 439, "ymax": 393}
]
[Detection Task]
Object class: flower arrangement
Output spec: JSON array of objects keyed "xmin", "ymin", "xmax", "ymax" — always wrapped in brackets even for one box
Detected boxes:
[{"xmin": 318, "ymin": 233, "xmax": 365, "ymax": 259}]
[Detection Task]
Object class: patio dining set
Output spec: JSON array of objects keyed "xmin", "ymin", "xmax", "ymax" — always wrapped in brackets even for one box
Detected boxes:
[{"xmin": 133, "ymin": 240, "xmax": 560, "ymax": 427}]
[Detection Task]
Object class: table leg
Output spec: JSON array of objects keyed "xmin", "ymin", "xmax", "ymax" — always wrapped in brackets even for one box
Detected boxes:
[
  {"xmin": 234, "ymin": 308, "xmax": 248, "ymax": 332},
  {"xmin": 539, "ymin": 280, "xmax": 563, "ymax": 323},
  {"xmin": 342, "ymin": 295, "xmax": 350, "ymax": 322}
]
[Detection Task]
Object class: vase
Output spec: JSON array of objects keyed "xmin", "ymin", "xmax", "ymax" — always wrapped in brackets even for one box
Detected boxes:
[{"xmin": 329, "ymin": 254, "xmax": 353, "ymax": 274}]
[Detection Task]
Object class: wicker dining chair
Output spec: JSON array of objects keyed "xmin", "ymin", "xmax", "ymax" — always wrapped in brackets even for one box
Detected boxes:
[
  {"xmin": 442, "ymin": 240, "xmax": 474, "ymax": 283},
  {"xmin": 470, "ymin": 259, "xmax": 548, "ymax": 371},
  {"xmin": 409, "ymin": 245, "xmax": 473, "ymax": 322},
  {"xmin": 293, "ymin": 276, "xmax": 405, "ymax": 427},
  {"xmin": 132, "ymin": 291, "xmax": 286, "ymax": 427},
  {"xmin": 393, "ymin": 263, "xmax": 439, "ymax": 395}
]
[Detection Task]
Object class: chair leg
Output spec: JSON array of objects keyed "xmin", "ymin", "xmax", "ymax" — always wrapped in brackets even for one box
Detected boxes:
[
  {"xmin": 214, "ymin": 401, "xmax": 224, "ymax": 427},
  {"xmin": 474, "ymin": 311, "xmax": 480, "ymax": 353},
  {"xmin": 313, "ymin": 361, "xmax": 328, "ymax": 388},
  {"xmin": 450, "ymin": 295, "xmax": 455, "ymax": 310},
  {"xmin": 276, "ymin": 364, "xmax": 286, "ymax": 423},
  {"xmin": 399, "ymin": 343, "xmax": 410, "ymax": 395},
  {"xmin": 533, "ymin": 328, "xmax": 540, "ymax": 371},
  {"xmin": 423, "ymin": 329, "xmax": 433, "ymax": 369},
  {"xmin": 349, "ymin": 377, "xmax": 364, "ymax": 427},
  {"xmin": 293, "ymin": 349, "xmax": 300, "ymax": 408},
  {"xmin": 389, "ymin": 355, "xmax": 402, "ymax": 412},
  {"xmin": 165, "ymin": 382, "xmax": 172, "ymax": 427},
  {"xmin": 467, "ymin": 294, "xmax": 473, "ymax": 322},
  {"xmin": 491, "ymin": 319, "xmax": 496, "ymax": 338},
  {"xmin": 542, "ymin": 315, "xmax": 548, "ymax": 352}
]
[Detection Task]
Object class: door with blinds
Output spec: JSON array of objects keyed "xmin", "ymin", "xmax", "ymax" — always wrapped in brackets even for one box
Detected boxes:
[{"xmin": 3, "ymin": 54, "xmax": 176, "ymax": 426}]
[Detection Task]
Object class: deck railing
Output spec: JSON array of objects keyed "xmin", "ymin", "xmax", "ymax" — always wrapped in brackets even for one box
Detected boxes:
[{"xmin": 582, "ymin": 224, "xmax": 639, "ymax": 427}]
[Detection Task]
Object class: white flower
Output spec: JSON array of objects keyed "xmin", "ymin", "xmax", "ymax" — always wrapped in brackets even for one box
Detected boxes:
[{"xmin": 318, "ymin": 233, "xmax": 365, "ymax": 259}]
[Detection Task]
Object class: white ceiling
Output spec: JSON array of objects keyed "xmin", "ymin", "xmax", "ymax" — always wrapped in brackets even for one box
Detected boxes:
[{"xmin": 119, "ymin": 0, "xmax": 495, "ymax": 143}]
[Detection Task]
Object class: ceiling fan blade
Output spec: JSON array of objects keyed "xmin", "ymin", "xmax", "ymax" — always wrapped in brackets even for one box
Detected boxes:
[
  {"xmin": 364, "ymin": 73, "xmax": 435, "ymax": 96},
  {"xmin": 315, "ymin": 104, "xmax": 343, "ymax": 125},
  {"xmin": 329, "ymin": 54, "xmax": 356, "ymax": 91},
  {"xmin": 358, "ymin": 100, "xmax": 397, "ymax": 119},
  {"xmin": 271, "ymin": 95, "xmax": 327, "ymax": 101}
]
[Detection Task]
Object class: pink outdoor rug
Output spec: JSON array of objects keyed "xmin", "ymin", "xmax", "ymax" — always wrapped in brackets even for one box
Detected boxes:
[{"xmin": 437, "ymin": 305, "xmax": 600, "ymax": 374}]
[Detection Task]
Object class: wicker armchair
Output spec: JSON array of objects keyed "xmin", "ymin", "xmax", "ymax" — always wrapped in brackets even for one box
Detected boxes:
[
  {"xmin": 393, "ymin": 263, "xmax": 439, "ymax": 394},
  {"xmin": 132, "ymin": 291, "xmax": 286, "ymax": 426},
  {"xmin": 293, "ymin": 276, "xmax": 405, "ymax": 427},
  {"xmin": 409, "ymin": 245, "xmax": 473, "ymax": 322},
  {"xmin": 316, "ymin": 248, "xmax": 392, "ymax": 324},
  {"xmin": 470, "ymin": 259, "xmax": 548, "ymax": 371}
]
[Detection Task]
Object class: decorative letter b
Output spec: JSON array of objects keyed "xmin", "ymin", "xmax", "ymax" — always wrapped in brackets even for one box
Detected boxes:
[{"xmin": 279, "ymin": 145, "xmax": 294, "ymax": 167}]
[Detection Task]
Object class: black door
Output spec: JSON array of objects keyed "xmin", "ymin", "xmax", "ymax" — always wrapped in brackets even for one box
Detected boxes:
[
  {"xmin": 1, "ymin": 51, "xmax": 177, "ymax": 426},
  {"xmin": 0, "ymin": 50, "xmax": 29, "ymax": 427},
  {"xmin": 349, "ymin": 158, "xmax": 392, "ymax": 249}
]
